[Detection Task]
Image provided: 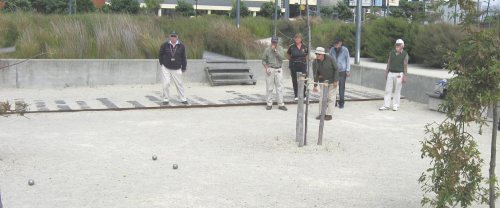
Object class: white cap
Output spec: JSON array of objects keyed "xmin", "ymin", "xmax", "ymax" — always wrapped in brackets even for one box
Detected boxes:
[
  {"xmin": 315, "ymin": 47, "xmax": 326, "ymax": 55},
  {"xmin": 395, "ymin": 39, "xmax": 404, "ymax": 45}
]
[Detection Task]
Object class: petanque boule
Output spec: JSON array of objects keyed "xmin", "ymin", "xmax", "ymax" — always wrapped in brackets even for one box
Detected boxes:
[
  {"xmin": 152, "ymin": 155, "xmax": 157, "ymax": 160},
  {"xmin": 28, "ymin": 179, "xmax": 35, "ymax": 186},
  {"xmin": 172, "ymin": 164, "xmax": 178, "ymax": 169}
]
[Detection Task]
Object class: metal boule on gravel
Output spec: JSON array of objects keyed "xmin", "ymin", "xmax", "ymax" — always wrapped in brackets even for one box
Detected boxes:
[
  {"xmin": 28, "ymin": 179, "xmax": 35, "ymax": 186},
  {"xmin": 152, "ymin": 155, "xmax": 157, "ymax": 160},
  {"xmin": 172, "ymin": 164, "xmax": 178, "ymax": 169}
]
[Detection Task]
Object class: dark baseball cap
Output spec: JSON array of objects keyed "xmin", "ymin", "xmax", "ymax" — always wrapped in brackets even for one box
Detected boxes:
[
  {"xmin": 170, "ymin": 31, "xmax": 178, "ymax": 37},
  {"xmin": 333, "ymin": 37, "xmax": 342, "ymax": 44},
  {"xmin": 271, "ymin": 36, "xmax": 279, "ymax": 43}
]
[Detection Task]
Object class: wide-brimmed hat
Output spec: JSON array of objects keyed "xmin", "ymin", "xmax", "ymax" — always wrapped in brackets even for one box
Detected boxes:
[{"xmin": 315, "ymin": 47, "xmax": 326, "ymax": 55}]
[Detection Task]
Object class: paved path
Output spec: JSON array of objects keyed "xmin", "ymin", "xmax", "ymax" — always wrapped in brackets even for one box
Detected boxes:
[{"xmin": 1, "ymin": 82, "xmax": 394, "ymax": 113}]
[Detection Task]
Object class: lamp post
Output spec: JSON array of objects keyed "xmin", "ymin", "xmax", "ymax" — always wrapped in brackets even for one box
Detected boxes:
[
  {"xmin": 274, "ymin": 0, "xmax": 278, "ymax": 36},
  {"xmin": 195, "ymin": 0, "xmax": 198, "ymax": 17},
  {"xmin": 236, "ymin": 0, "xmax": 240, "ymax": 28}
]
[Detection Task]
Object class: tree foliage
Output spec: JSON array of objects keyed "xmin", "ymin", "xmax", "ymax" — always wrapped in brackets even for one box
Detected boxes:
[
  {"xmin": 2, "ymin": 0, "xmax": 32, "ymax": 12},
  {"xmin": 31, "ymin": 0, "xmax": 68, "ymax": 14},
  {"xmin": 77, "ymin": 0, "xmax": 96, "ymax": 13},
  {"xmin": 230, "ymin": 0, "xmax": 250, "ymax": 18},
  {"xmin": 333, "ymin": 1, "xmax": 353, "ymax": 21},
  {"xmin": 175, "ymin": 0, "xmax": 194, "ymax": 16},
  {"xmin": 320, "ymin": 6, "xmax": 334, "ymax": 18},
  {"xmin": 110, "ymin": 0, "xmax": 140, "ymax": 14},
  {"xmin": 144, "ymin": 0, "xmax": 160, "ymax": 15},
  {"xmin": 259, "ymin": 1, "xmax": 280, "ymax": 18},
  {"xmin": 419, "ymin": 0, "xmax": 500, "ymax": 206}
]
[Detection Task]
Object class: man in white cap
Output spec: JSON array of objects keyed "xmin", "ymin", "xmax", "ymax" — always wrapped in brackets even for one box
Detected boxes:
[
  {"xmin": 262, "ymin": 36, "xmax": 287, "ymax": 111},
  {"xmin": 158, "ymin": 31, "xmax": 189, "ymax": 105},
  {"xmin": 379, "ymin": 39, "xmax": 409, "ymax": 111},
  {"xmin": 312, "ymin": 47, "xmax": 339, "ymax": 121}
]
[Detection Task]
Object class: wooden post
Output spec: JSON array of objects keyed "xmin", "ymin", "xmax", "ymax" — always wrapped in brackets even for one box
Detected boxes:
[
  {"xmin": 296, "ymin": 72, "xmax": 306, "ymax": 146},
  {"xmin": 318, "ymin": 81, "xmax": 329, "ymax": 145}
]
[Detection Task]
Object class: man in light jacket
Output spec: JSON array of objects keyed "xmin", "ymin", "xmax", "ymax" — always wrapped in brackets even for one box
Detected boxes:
[{"xmin": 329, "ymin": 38, "xmax": 350, "ymax": 109}]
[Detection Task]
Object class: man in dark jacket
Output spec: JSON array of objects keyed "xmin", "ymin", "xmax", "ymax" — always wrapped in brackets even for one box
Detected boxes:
[
  {"xmin": 159, "ymin": 31, "xmax": 188, "ymax": 105},
  {"xmin": 312, "ymin": 47, "xmax": 339, "ymax": 121}
]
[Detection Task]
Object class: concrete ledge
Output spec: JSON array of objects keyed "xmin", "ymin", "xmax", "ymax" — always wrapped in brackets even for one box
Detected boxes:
[
  {"xmin": 1, "ymin": 59, "xmax": 446, "ymax": 105},
  {"xmin": 350, "ymin": 64, "xmax": 444, "ymax": 104},
  {"xmin": 0, "ymin": 59, "xmax": 292, "ymax": 89}
]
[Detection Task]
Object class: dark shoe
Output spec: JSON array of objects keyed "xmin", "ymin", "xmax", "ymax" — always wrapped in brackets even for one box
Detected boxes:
[
  {"xmin": 161, "ymin": 101, "xmax": 169, "ymax": 105},
  {"xmin": 266, "ymin": 105, "xmax": 272, "ymax": 110},
  {"xmin": 181, "ymin": 101, "xmax": 189, "ymax": 105},
  {"xmin": 325, "ymin": 115, "xmax": 332, "ymax": 121},
  {"xmin": 278, "ymin": 106, "xmax": 288, "ymax": 111},
  {"xmin": 339, "ymin": 105, "xmax": 344, "ymax": 109},
  {"xmin": 316, "ymin": 115, "xmax": 321, "ymax": 120}
]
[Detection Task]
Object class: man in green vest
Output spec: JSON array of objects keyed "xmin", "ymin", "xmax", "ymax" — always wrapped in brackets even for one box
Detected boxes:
[
  {"xmin": 379, "ymin": 39, "xmax": 409, "ymax": 111},
  {"xmin": 312, "ymin": 47, "xmax": 339, "ymax": 121}
]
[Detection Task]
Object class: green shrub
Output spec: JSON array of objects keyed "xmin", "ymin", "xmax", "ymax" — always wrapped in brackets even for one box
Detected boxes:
[
  {"xmin": 276, "ymin": 18, "xmax": 307, "ymax": 46},
  {"xmin": 413, "ymin": 23, "xmax": 465, "ymax": 68},
  {"xmin": 241, "ymin": 17, "xmax": 273, "ymax": 38},
  {"xmin": 363, "ymin": 17, "xmax": 419, "ymax": 62},
  {"xmin": 311, "ymin": 20, "xmax": 356, "ymax": 55},
  {"xmin": 0, "ymin": 21, "xmax": 19, "ymax": 47}
]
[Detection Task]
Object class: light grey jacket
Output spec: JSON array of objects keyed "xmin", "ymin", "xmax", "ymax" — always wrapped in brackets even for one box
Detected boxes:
[{"xmin": 329, "ymin": 46, "xmax": 350, "ymax": 72}]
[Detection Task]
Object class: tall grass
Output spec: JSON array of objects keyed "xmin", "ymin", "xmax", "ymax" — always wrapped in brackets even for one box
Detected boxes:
[{"xmin": 0, "ymin": 13, "xmax": 271, "ymax": 59}]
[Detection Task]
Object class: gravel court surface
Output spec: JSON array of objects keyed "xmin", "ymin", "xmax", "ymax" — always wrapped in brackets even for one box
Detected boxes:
[{"xmin": 0, "ymin": 100, "xmax": 498, "ymax": 208}]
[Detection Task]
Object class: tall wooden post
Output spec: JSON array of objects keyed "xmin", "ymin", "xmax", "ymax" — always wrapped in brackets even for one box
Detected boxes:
[
  {"xmin": 318, "ymin": 81, "xmax": 329, "ymax": 145},
  {"xmin": 296, "ymin": 72, "xmax": 306, "ymax": 146}
]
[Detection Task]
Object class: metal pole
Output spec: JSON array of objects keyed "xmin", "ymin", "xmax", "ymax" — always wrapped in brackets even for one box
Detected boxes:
[
  {"xmin": 317, "ymin": 0, "xmax": 321, "ymax": 16},
  {"xmin": 68, "ymin": 0, "xmax": 72, "ymax": 14},
  {"xmin": 489, "ymin": 102, "xmax": 498, "ymax": 208},
  {"xmin": 195, "ymin": 0, "xmax": 198, "ymax": 17},
  {"xmin": 299, "ymin": 0, "xmax": 302, "ymax": 17},
  {"xmin": 355, "ymin": 0, "xmax": 362, "ymax": 64},
  {"xmin": 318, "ymin": 81, "xmax": 329, "ymax": 145},
  {"xmin": 454, "ymin": 3, "xmax": 457, "ymax": 25},
  {"xmin": 284, "ymin": 0, "xmax": 290, "ymax": 19},
  {"xmin": 237, "ymin": 0, "xmax": 241, "ymax": 28},
  {"xmin": 304, "ymin": 0, "xmax": 312, "ymax": 146},
  {"xmin": 274, "ymin": 0, "xmax": 278, "ymax": 37},
  {"xmin": 296, "ymin": 72, "xmax": 305, "ymax": 146}
]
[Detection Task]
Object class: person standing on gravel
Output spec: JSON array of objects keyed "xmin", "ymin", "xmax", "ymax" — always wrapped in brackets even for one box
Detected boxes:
[
  {"xmin": 329, "ymin": 37, "xmax": 350, "ymax": 109},
  {"xmin": 312, "ymin": 47, "xmax": 339, "ymax": 121},
  {"xmin": 159, "ymin": 31, "xmax": 189, "ymax": 105},
  {"xmin": 379, "ymin": 39, "xmax": 408, "ymax": 111},
  {"xmin": 287, "ymin": 33, "xmax": 309, "ymax": 100},
  {"xmin": 262, "ymin": 37, "xmax": 287, "ymax": 111}
]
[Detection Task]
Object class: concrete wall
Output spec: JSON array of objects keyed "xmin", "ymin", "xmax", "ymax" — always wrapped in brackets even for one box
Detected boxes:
[
  {"xmin": 0, "ymin": 59, "xmax": 208, "ymax": 88},
  {"xmin": 0, "ymin": 59, "xmax": 290, "ymax": 89},
  {"xmin": 350, "ymin": 64, "xmax": 442, "ymax": 104},
  {"xmin": 0, "ymin": 59, "xmax": 441, "ymax": 104}
]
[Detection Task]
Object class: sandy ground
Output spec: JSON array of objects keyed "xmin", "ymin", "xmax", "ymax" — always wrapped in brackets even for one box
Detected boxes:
[{"xmin": 0, "ymin": 100, "xmax": 498, "ymax": 208}]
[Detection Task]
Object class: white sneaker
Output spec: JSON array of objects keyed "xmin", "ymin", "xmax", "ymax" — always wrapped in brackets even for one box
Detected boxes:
[
  {"xmin": 392, "ymin": 106, "xmax": 399, "ymax": 111},
  {"xmin": 379, "ymin": 106, "xmax": 390, "ymax": 110},
  {"xmin": 294, "ymin": 97, "xmax": 298, "ymax": 101}
]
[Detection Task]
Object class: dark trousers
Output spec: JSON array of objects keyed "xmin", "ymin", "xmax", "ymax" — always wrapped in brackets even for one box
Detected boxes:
[
  {"xmin": 290, "ymin": 62, "xmax": 307, "ymax": 97},
  {"xmin": 338, "ymin": 71, "xmax": 347, "ymax": 106}
]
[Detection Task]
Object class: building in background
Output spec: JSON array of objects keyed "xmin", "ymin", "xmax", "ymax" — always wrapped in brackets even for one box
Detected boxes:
[{"xmin": 138, "ymin": 0, "xmax": 318, "ymax": 17}]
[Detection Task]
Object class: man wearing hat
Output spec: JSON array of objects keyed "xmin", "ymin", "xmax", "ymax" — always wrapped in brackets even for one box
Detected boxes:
[
  {"xmin": 312, "ymin": 47, "xmax": 339, "ymax": 121},
  {"xmin": 158, "ymin": 31, "xmax": 189, "ymax": 105},
  {"xmin": 379, "ymin": 39, "xmax": 408, "ymax": 111},
  {"xmin": 329, "ymin": 38, "xmax": 351, "ymax": 109},
  {"xmin": 262, "ymin": 36, "xmax": 287, "ymax": 111}
]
